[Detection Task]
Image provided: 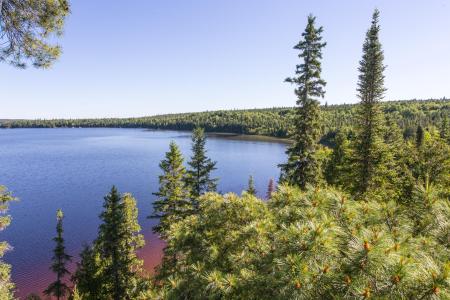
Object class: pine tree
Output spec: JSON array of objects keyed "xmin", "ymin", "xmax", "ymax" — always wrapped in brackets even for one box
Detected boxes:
[
  {"xmin": 279, "ymin": 15, "xmax": 326, "ymax": 189},
  {"xmin": 416, "ymin": 125, "xmax": 424, "ymax": 148},
  {"xmin": 325, "ymin": 129, "xmax": 352, "ymax": 188},
  {"xmin": 352, "ymin": 9, "xmax": 387, "ymax": 198},
  {"xmin": 97, "ymin": 186, "xmax": 125, "ymax": 300},
  {"xmin": 150, "ymin": 141, "xmax": 191, "ymax": 238},
  {"xmin": 0, "ymin": 186, "xmax": 16, "ymax": 300},
  {"xmin": 246, "ymin": 175, "xmax": 257, "ymax": 196},
  {"xmin": 266, "ymin": 178, "xmax": 275, "ymax": 199},
  {"xmin": 0, "ymin": 0, "xmax": 70, "ymax": 68},
  {"xmin": 411, "ymin": 128, "xmax": 450, "ymax": 191},
  {"xmin": 440, "ymin": 114, "xmax": 449, "ymax": 143},
  {"xmin": 44, "ymin": 209, "xmax": 72, "ymax": 300},
  {"xmin": 153, "ymin": 185, "xmax": 450, "ymax": 299},
  {"xmin": 186, "ymin": 127, "xmax": 218, "ymax": 207},
  {"xmin": 74, "ymin": 187, "xmax": 145, "ymax": 299},
  {"xmin": 96, "ymin": 186, "xmax": 144, "ymax": 300},
  {"xmin": 72, "ymin": 244, "xmax": 104, "ymax": 299}
]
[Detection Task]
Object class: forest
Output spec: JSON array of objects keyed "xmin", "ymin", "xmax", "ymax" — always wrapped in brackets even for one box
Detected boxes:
[
  {"xmin": 1, "ymin": 99, "xmax": 449, "ymax": 145},
  {"xmin": 1, "ymin": 3, "xmax": 449, "ymax": 300}
]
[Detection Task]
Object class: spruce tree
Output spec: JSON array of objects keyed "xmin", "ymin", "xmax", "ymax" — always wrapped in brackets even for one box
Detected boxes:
[
  {"xmin": 279, "ymin": 15, "xmax": 326, "ymax": 188},
  {"xmin": 96, "ymin": 186, "xmax": 144, "ymax": 300},
  {"xmin": 325, "ymin": 129, "xmax": 352, "ymax": 188},
  {"xmin": 44, "ymin": 209, "xmax": 72, "ymax": 300},
  {"xmin": 0, "ymin": 186, "xmax": 16, "ymax": 300},
  {"xmin": 352, "ymin": 9, "xmax": 387, "ymax": 198},
  {"xmin": 416, "ymin": 125, "xmax": 424, "ymax": 148},
  {"xmin": 246, "ymin": 175, "xmax": 257, "ymax": 196},
  {"xmin": 72, "ymin": 244, "xmax": 104, "ymax": 299},
  {"xmin": 185, "ymin": 127, "xmax": 218, "ymax": 207},
  {"xmin": 150, "ymin": 141, "xmax": 191, "ymax": 238},
  {"xmin": 266, "ymin": 178, "xmax": 275, "ymax": 199},
  {"xmin": 74, "ymin": 187, "xmax": 145, "ymax": 299}
]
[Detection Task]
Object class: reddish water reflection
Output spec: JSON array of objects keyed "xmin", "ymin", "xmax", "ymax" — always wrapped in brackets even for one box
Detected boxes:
[{"xmin": 14, "ymin": 235, "xmax": 165, "ymax": 299}]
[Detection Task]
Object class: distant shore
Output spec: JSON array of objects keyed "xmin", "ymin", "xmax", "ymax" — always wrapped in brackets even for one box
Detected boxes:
[{"xmin": 205, "ymin": 132, "xmax": 292, "ymax": 144}]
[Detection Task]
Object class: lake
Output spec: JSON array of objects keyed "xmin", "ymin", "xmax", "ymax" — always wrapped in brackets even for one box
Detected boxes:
[{"xmin": 0, "ymin": 128, "xmax": 286, "ymax": 298}]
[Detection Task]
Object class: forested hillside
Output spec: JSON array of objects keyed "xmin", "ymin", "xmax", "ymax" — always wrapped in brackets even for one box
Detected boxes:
[{"xmin": 2, "ymin": 99, "xmax": 449, "ymax": 143}]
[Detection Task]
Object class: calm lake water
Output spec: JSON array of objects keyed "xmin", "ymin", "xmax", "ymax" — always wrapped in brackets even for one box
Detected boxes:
[{"xmin": 0, "ymin": 128, "xmax": 286, "ymax": 298}]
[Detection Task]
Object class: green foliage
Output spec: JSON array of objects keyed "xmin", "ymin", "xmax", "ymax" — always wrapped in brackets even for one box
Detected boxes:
[
  {"xmin": 441, "ymin": 114, "xmax": 450, "ymax": 143},
  {"xmin": 151, "ymin": 186, "xmax": 450, "ymax": 299},
  {"xmin": 68, "ymin": 286, "xmax": 82, "ymax": 300},
  {"xmin": 409, "ymin": 128, "xmax": 450, "ymax": 196},
  {"xmin": 2, "ymin": 99, "xmax": 448, "ymax": 144},
  {"xmin": 150, "ymin": 142, "xmax": 192, "ymax": 238},
  {"xmin": 0, "ymin": 0, "xmax": 70, "ymax": 68},
  {"xmin": 351, "ymin": 9, "xmax": 391, "ymax": 199},
  {"xmin": 266, "ymin": 178, "xmax": 275, "ymax": 199},
  {"xmin": 246, "ymin": 175, "xmax": 257, "ymax": 196},
  {"xmin": 0, "ymin": 186, "xmax": 16, "ymax": 300},
  {"xmin": 185, "ymin": 127, "xmax": 218, "ymax": 204},
  {"xmin": 154, "ymin": 192, "xmax": 274, "ymax": 299},
  {"xmin": 73, "ymin": 187, "xmax": 145, "ymax": 300},
  {"xmin": 325, "ymin": 129, "xmax": 352, "ymax": 188},
  {"xmin": 279, "ymin": 15, "xmax": 326, "ymax": 188},
  {"xmin": 416, "ymin": 125, "xmax": 424, "ymax": 148},
  {"xmin": 44, "ymin": 209, "xmax": 72, "ymax": 300},
  {"xmin": 73, "ymin": 244, "xmax": 104, "ymax": 299}
]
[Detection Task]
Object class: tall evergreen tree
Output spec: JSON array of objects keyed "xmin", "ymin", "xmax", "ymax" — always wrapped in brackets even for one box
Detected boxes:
[
  {"xmin": 352, "ymin": 9, "xmax": 387, "ymax": 198},
  {"xmin": 96, "ymin": 187, "xmax": 144, "ymax": 300},
  {"xmin": 266, "ymin": 178, "xmax": 275, "ymax": 199},
  {"xmin": 185, "ymin": 127, "xmax": 218, "ymax": 207},
  {"xmin": 246, "ymin": 175, "xmax": 257, "ymax": 196},
  {"xmin": 74, "ymin": 187, "xmax": 145, "ymax": 300},
  {"xmin": 44, "ymin": 209, "xmax": 72, "ymax": 300},
  {"xmin": 0, "ymin": 186, "xmax": 16, "ymax": 300},
  {"xmin": 416, "ymin": 125, "xmax": 424, "ymax": 148},
  {"xmin": 279, "ymin": 15, "xmax": 326, "ymax": 188},
  {"xmin": 150, "ymin": 142, "xmax": 191, "ymax": 238}
]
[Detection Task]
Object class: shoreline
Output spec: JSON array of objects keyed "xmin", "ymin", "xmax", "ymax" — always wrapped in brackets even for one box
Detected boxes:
[
  {"xmin": 205, "ymin": 132, "xmax": 292, "ymax": 144},
  {"xmin": 0, "ymin": 126, "xmax": 292, "ymax": 144}
]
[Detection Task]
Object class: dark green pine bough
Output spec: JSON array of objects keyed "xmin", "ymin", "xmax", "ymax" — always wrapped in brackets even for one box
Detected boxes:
[
  {"xmin": 279, "ymin": 14, "xmax": 326, "ymax": 188},
  {"xmin": 0, "ymin": 0, "xmax": 70, "ymax": 68}
]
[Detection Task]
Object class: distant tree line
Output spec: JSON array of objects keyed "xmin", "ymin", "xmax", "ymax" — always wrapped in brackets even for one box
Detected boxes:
[{"xmin": 1, "ymin": 99, "xmax": 448, "ymax": 145}]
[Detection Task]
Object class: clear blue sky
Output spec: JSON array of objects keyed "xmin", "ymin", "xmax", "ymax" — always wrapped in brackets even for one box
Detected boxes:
[{"xmin": 2, "ymin": 0, "xmax": 449, "ymax": 119}]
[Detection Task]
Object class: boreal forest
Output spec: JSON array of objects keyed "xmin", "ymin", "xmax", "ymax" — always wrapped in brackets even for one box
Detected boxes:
[{"xmin": 0, "ymin": 3, "xmax": 449, "ymax": 300}]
